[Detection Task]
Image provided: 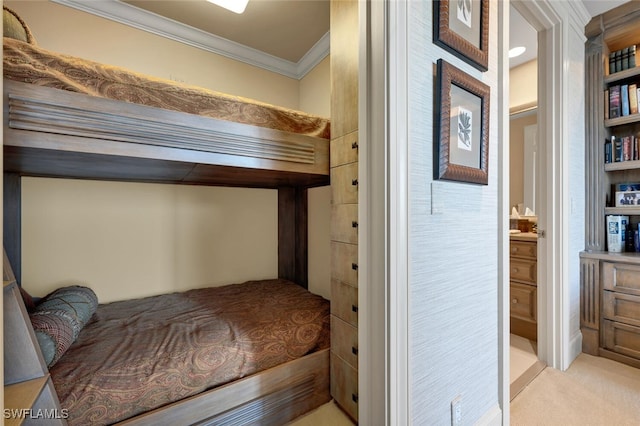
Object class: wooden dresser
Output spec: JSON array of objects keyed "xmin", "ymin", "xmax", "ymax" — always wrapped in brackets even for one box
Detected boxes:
[
  {"xmin": 581, "ymin": 254, "xmax": 640, "ymax": 368},
  {"xmin": 510, "ymin": 233, "xmax": 537, "ymax": 342},
  {"xmin": 329, "ymin": 0, "xmax": 359, "ymax": 420}
]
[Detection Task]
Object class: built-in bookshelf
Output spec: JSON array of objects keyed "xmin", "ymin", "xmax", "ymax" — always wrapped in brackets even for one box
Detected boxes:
[{"xmin": 582, "ymin": 2, "xmax": 640, "ymax": 370}]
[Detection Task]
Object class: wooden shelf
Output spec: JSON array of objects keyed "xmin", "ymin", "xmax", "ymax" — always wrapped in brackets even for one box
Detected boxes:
[
  {"xmin": 605, "ymin": 206, "xmax": 640, "ymax": 215},
  {"xmin": 604, "ymin": 159, "xmax": 640, "ymax": 171},
  {"xmin": 604, "ymin": 66, "xmax": 640, "ymax": 84},
  {"xmin": 604, "ymin": 113, "xmax": 640, "ymax": 128}
]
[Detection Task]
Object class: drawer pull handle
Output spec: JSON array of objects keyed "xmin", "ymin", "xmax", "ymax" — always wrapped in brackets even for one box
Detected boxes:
[
  {"xmin": 352, "ymin": 263, "xmax": 358, "ymax": 271},
  {"xmin": 352, "ymin": 346, "xmax": 358, "ymax": 356},
  {"xmin": 352, "ymin": 221, "xmax": 359, "ymax": 228},
  {"xmin": 512, "ymin": 298, "xmax": 518, "ymax": 304},
  {"xmin": 352, "ymin": 141, "xmax": 359, "ymax": 150},
  {"xmin": 352, "ymin": 304, "xmax": 358, "ymax": 313},
  {"xmin": 352, "ymin": 179, "xmax": 359, "ymax": 186},
  {"xmin": 513, "ymin": 268, "xmax": 519, "ymax": 273},
  {"xmin": 352, "ymin": 394, "xmax": 359, "ymax": 403}
]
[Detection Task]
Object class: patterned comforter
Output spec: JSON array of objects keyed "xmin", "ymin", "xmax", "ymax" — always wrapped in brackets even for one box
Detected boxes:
[
  {"xmin": 3, "ymin": 38, "xmax": 330, "ymax": 139},
  {"xmin": 48, "ymin": 279, "xmax": 330, "ymax": 425}
]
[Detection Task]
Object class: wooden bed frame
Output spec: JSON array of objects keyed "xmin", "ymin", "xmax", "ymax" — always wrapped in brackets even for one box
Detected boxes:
[{"xmin": 3, "ymin": 79, "xmax": 331, "ymax": 425}]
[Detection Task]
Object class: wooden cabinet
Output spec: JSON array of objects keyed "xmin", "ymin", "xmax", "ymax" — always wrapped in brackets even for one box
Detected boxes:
[
  {"xmin": 581, "ymin": 254, "xmax": 640, "ymax": 368},
  {"xmin": 330, "ymin": 0, "xmax": 359, "ymax": 420},
  {"xmin": 510, "ymin": 236, "xmax": 537, "ymax": 341},
  {"xmin": 581, "ymin": 2, "xmax": 640, "ymax": 369},
  {"xmin": 599, "ymin": 261, "xmax": 640, "ymax": 361}
]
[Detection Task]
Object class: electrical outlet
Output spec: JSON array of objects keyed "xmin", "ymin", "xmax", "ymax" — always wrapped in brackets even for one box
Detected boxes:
[{"xmin": 451, "ymin": 395, "xmax": 462, "ymax": 426}]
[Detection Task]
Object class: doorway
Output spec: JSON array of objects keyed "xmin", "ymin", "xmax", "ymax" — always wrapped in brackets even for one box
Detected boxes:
[{"xmin": 508, "ymin": 3, "xmax": 546, "ymax": 399}]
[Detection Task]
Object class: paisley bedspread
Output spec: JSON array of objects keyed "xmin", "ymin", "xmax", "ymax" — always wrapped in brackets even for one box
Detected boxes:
[
  {"xmin": 48, "ymin": 279, "xmax": 330, "ymax": 425},
  {"xmin": 3, "ymin": 38, "xmax": 330, "ymax": 139}
]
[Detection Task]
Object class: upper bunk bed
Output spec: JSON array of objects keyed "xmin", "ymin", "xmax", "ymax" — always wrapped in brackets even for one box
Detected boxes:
[{"xmin": 3, "ymin": 37, "xmax": 330, "ymax": 189}]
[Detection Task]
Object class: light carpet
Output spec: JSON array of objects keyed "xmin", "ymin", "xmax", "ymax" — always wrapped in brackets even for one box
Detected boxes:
[{"xmin": 511, "ymin": 353, "xmax": 640, "ymax": 425}]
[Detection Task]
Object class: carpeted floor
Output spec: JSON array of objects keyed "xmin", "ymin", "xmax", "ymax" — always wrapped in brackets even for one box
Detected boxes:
[
  {"xmin": 511, "ymin": 353, "xmax": 640, "ymax": 425},
  {"xmin": 290, "ymin": 352, "xmax": 640, "ymax": 425}
]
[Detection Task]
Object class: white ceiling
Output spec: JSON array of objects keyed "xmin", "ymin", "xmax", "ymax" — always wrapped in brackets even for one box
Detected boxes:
[{"xmin": 53, "ymin": 0, "xmax": 632, "ymax": 77}]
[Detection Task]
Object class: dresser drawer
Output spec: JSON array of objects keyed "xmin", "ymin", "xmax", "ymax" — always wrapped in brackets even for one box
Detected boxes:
[
  {"xmin": 510, "ymin": 258, "xmax": 537, "ymax": 284},
  {"xmin": 331, "ymin": 162, "xmax": 358, "ymax": 204},
  {"xmin": 510, "ymin": 240, "xmax": 536, "ymax": 259},
  {"xmin": 603, "ymin": 290, "xmax": 640, "ymax": 327},
  {"xmin": 330, "ymin": 353, "xmax": 358, "ymax": 421},
  {"xmin": 510, "ymin": 282, "xmax": 537, "ymax": 322},
  {"xmin": 602, "ymin": 262, "xmax": 640, "ymax": 296},
  {"xmin": 331, "ymin": 316, "xmax": 358, "ymax": 369},
  {"xmin": 331, "ymin": 242, "xmax": 358, "ymax": 287},
  {"xmin": 331, "ymin": 279, "xmax": 358, "ymax": 326},
  {"xmin": 331, "ymin": 204, "xmax": 358, "ymax": 244},
  {"xmin": 603, "ymin": 319, "xmax": 640, "ymax": 360},
  {"xmin": 330, "ymin": 131, "xmax": 359, "ymax": 167}
]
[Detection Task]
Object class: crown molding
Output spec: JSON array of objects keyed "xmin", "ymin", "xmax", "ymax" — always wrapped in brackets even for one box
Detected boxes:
[{"xmin": 51, "ymin": 0, "xmax": 329, "ymax": 80}]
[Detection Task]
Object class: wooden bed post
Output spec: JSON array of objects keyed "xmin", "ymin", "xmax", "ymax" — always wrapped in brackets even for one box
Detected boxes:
[
  {"xmin": 4, "ymin": 172, "xmax": 21, "ymax": 284},
  {"xmin": 278, "ymin": 187, "xmax": 308, "ymax": 289}
]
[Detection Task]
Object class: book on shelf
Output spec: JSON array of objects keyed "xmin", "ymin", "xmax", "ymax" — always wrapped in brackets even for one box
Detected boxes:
[
  {"xmin": 614, "ymin": 135, "xmax": 623, "ymax": 161},
  {"xmin": 629, "ymin": 85, "xmax": 639, "ymax": 116},
  {"xmin": 608, "ymin": 44, "xmax": 639, "ymax": 75},
  {"xmin": 605, "ymin": 89, "xmax": 610, "ymax": 119},
  {"xmin": 607, "ymin": 135, "xmax": 640, "ymax": 164},
  {"xmin": 622, "ymin": 84, "xmax": 630, "ymax": 116},
  {"xmin": 610, "ymin": 85, "xmax": 621, "ymax": 118},
  {"xmin": 616, "ymin": 50, "xmax": 623, "ymax": 73},
  {"xmin": 615, "ymin": 182, "xmax": 640, "ymax": 191},
  {"xmin": 623, "ymin": 135, "xmax": 632, "ymax": 161}
]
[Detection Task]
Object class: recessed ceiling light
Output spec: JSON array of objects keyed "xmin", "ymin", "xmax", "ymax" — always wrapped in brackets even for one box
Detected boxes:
[
  {"xmin": 206, "ymin": 0, "xmax": 249, "ymax": 14},
  {"xmin": 509, "ymin": 46, "xmax": 526, "ymax": 59}
]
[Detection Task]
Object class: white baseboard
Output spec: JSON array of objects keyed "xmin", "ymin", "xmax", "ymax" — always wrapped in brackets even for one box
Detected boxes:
[
  {"xmin": 565, "ymin": 329, "xmax": 583, "ymax": 370},
  {"xmin": 474, "ymin": 403, "xmax": 502, "ymax": 426}
]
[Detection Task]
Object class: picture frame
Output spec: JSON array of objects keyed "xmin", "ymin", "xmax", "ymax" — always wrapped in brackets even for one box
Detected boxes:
[
  {"xmin": 433, "ymin": 0, "xmax": 489, "ymax": 72},
  {"xmin": 434, "ymin": 59, "xmax": 490, "ymax": 185}
]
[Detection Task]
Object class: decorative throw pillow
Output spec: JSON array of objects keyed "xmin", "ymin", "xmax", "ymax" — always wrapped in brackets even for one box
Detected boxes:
[
  {"xmin": 3, "ymin": 5, "xmax": 36, "ymax": 45},
  {"xmin": 30, "ymin": 285, "xmax": 98, "ymax": 367}
]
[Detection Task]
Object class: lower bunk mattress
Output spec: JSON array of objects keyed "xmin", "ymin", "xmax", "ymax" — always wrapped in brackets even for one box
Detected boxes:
[{"xmin": 47, "ymin": 279, "xmax": 330, "ymax": 425}]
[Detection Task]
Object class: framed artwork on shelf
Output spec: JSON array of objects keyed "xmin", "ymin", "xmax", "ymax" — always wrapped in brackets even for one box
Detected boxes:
[
  {"xmin": 433, "ymin": 0, "xmax": 489, "ymax": 71},
  {"xmin": 434, "ymin": 59, "xmax": 490, "ymax": 185}
]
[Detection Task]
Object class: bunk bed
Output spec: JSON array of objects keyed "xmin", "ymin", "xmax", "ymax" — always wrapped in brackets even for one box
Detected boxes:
[{"xmin": 3, "ymin": 6, "xmax": 331, "ymax": 425}]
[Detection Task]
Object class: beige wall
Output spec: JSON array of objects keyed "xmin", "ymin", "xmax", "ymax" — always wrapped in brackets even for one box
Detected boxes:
[
  {"xmin": 7, "ymin": 1, "xmax": 332, "ymax": 302},
  {"xmin": 510, "ymin": 59, "xmax": 537, "ymax": 113},
  {"xmin": 22, "ymin": 179, "xmax": 278, "ymax": 302},
  {"xmin": 509, "ymin": 113, "xmax": 537, "ymax": 210},
  {"xmin": 299, "ymin": 57, "xmax": 331, "ymax": 117}
]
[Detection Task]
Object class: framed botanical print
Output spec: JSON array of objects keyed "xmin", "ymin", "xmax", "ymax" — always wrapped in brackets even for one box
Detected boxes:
[
  {"xmin": 434, "ymin": 59, "xmax": 490, "ymax": 185},
  {"xmin": 434, "ymin": 0, "xmax": 489, "ymax": 71}
]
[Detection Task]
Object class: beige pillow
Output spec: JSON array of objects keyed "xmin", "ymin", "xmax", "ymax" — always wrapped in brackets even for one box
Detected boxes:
[{"xmin": 3, "ymin": 5, "xmax": 36, "ymax": 44}]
